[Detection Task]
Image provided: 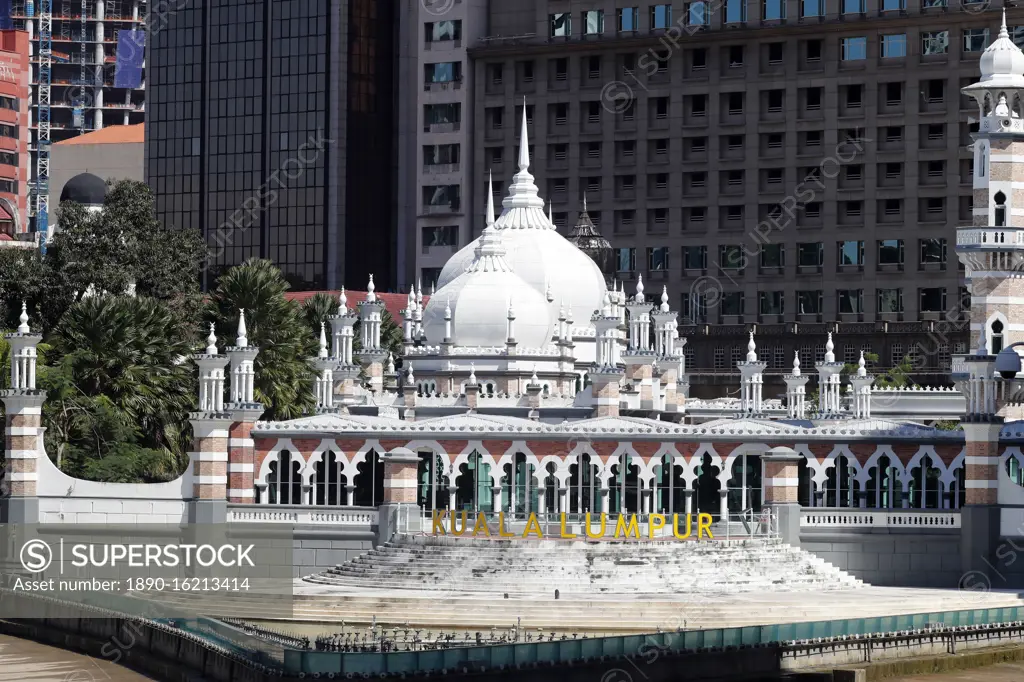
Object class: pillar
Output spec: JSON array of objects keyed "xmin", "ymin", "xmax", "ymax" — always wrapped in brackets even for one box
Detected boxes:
[
  {"xmin": 190, "ymin": 325, "xmax": 232, "ymax": 523},
  {"xmin": 379, "ymin": 447, "xmax": 423, "ymax": 541},
  {"xmin": 762, "ymin": 446, "xmax": 803, "ymax": 547},
  {"xmin": 2, "ymin": 304, "xmax": 43, "ymax": 523},
  {"xmin": 225, "ymin": 310, "xmax": 263, "ymax": 504},
  {"xmin": 356, "ymin": 276, "xmax": 388, "ymax": 394}
]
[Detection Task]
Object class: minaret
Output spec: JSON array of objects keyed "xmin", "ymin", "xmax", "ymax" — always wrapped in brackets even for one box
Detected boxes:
[
  {"xmin": 848, "ymin": 351, "xmax": 875, "ymax": 419},
  {"xmin": 737, "ymin": 331, "xmax": 767, "ymax": 416},
  {"xmin": 189, "ymin": 324, "xmax": 233, "ymax": 521},
  {"xmin": 590, "ymin": 291, "xmax": 625, "ymax": 417},
  {"xmin": 652, "ymin": 286, "xmax": 684, "ymax": 415},
  {"xmin": 224, "ymin": 309, "xmax": 264, "ymax": 503},
  {"xmin": 784, "ymin": 351, "xmax": 809, "ymax": 419},
  {"xmin": 623, "ymin": 275, "xmax": 657, "ymax": 410},
  {"xmin": 356, "ymin": 274, "xmax": 388, "ymax": 394},
  {"xmin": 311, "ymin": 322, "xmax": 338, "ymax": 413},
  {"xmin": 329, "ymin": 287, "xmax": 361, "ymax": 406},
  {"xmin": 1, "ymin": 302, "xmax": 44, "ymax": 522}
]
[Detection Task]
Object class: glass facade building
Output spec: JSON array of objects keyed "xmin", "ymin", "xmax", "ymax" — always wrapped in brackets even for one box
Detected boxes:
[{"xmin": 146, "ymin": 0, "xmax": 397, "ymax": 291}]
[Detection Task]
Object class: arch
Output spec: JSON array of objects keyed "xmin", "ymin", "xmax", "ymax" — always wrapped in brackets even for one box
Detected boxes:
[
  {"xmin": 995, "ymin": 190, "xmax": 1007, "ymax": 228},
  {"xmin": 682, "ymin": 443, "xmax": 721, "ymax": 486},
  {"xmin": 257, "ymin": 439, "xmax": 305, "ymax": 484},
  {"xmin": 986, "ymin": 312, "xmax": 1008, "ymax": 355}
]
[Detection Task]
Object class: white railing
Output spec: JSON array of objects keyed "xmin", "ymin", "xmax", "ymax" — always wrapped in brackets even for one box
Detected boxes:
[
  {"xmin": 956, "ymin": 228, "xmax": 1024, "ymax": 248},
  {"xmin": 227, "ymin": 505, "xmax": 377, "ymax": 526},
  {"xmin": 801, "ymin": 509, "xmax": 961, "ymax": 529}
]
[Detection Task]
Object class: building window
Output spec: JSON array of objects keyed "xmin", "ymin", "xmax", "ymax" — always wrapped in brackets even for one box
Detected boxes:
[
  {"xmin": 763, "ymin": 0, "xmax": 786, "ymax": 19},
  {"xmin": 843, "ymin": 0, "xmax": 864, "ymax": 11},
  {"xmin": 0, "ymin": 96, "xmax": 17, "ymax": 111},
  {"xmin": 618, "ymin": 7, "xmax": 639, "ymax": 31},
  {"xmin": 760, "ymin": 244, "xmax": 784, "ymax": 267},
  {"xmin": 0, "ymin": 151, "xmax": 17, "ymax": 166},
  {"xmin": 689, "ymin": 207, "xmax": 706, "ymax": 223},
  {"xmin": 881, "ymin": 0, "xmax": 904, "ymax": 9},
  {"xmin": 422, "ymin": 185, "xmax": 461, "ymax": 211},
  {"xmin": 424, "ymin": 103, "xmax": 461, "ymax": 127},
  {"xmin": 890, "ymin": 343, "xmax": 904, "ymax": 367},
  {"xmin": 797, "ymin": 291, "xmax": 822, "ymax": 314},
  {"xmin": 720, "ymin": 244, "xmax": 746, "ymax": 270},
  {"xmin": 801, "ymin": 0, "xmax": 823, "ymax": 17},
  {"xmin": 425, "ymin": 20, "xmax": 461, "ymax": 42},
  {"xmin": 683, "ymin": 245, "xmax": 707, "ymax": 269},
  {"xmin": 923, "ymin": 0, "xmax": 947, "ymax": 6},
  {"xmin": 878, "ymin": 239, "xmax": 904, "ymax": 265},
  {"xmin": 797, "ymin": 242, "xmax": 823, "ymax": 267},
  {"xmin": 878, "ymin": 288, "xmax": 903, "ymax": 313},
  {"xmin": 922, "ymin": 30, "xmax": 949, "ymax": 54},
  {"xmin": 838, "ymin": 240, "xmax": 864, "ymax": 266},
  {"xmin": 582, "ymin": 10, "xmax": 604, "ymax": 34},
  {"xmin": 550, "ymin": 12, "xmax": 572, "ymax": 37},
  {"xmin": 648, "ymin": 247, "xmax": 670, "ymax": 271},
  {"xmin": 991, "ymin": 319, "xmax": 1005, "ymax": 354},
  {"xmin": 714, "ymin": 347, "xmax": 726, "ymax": 370},
  {"xmin": 760, "ymin": 291, "xmax": 784, "ymax": 315},
  {"xmin": 726, "ymin": 0, "xmax": 747, "ymax": 22},
  {"xmin": 0, "ymin": 179, "xmax": 17, "ymax": 194},
  {"xmin": 842, "ymin": 37, "xmax": 867, "ymax": 61},
  {"xmin": 838, "ymin": 290, "xmax": 864, "ymax": 314},
  {"xmin": 651, "ymin": 4, "xmax": 673, "ymax": 28},
  {"xmin": 963, "ymin": 28, "xmax": 989, "ymax": 52},
  {"xmin": 617, "ymin": 247, "xmax": 636, "ymax": 272},
  {"xmin": 920, "ymin": 288, "xmax": 946, "ymax": 313},
  {"xmin": 423, "ymin": 144, "xmax": 460, "ymax": 167},
  {"xmin": 424, "ymin": 62, "xmax": 462, "ymax": 83},
  {"xmin": 995, "ymin": 191, "xmax": 1007, "ymax": 227},
  {"xmin": 881, "ymin": 34, "xmax": 906, "ymax": 58},
  {"xmin": 422, "ymin": 225, "xmax": 458, "ymax": 247},
  {"xmin": 721, "ymin": 292, "xmax": 744, "ymax": 316},
  {"xmin": 0, "ymin": 124, "xmax": 14, "ymax": 138}
]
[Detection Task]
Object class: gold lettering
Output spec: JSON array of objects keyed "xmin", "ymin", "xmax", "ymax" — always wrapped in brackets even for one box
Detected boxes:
[
  {"xmin": 472, "ymin": 512, "xmax": 490, "ymax": 537},
  {"xmin": 648, "ymin": 513, "xmax": 666, "ymax": 539},
  {"xmin": 431, "ymin": 510, "xmax": 447, "ymax": 535},
  {"xmin": 498, "ymin": 512, "xmax": 515, "ymax": 538},
  {"xmin": 614, "ymin": 514, "xmax": 641, "ymax": 539},
  {"xmin": 585, "ymin": 512, "xmax": 606, "ymax": 539},
  {"xmin": 523, "ymin": 513, "xmax": 543, "ymax": 538},
  {"xmin": 672, "ymin": 513, "xmax": 692, "ymax": 540},
  {"xmin": 560, "ymin": 513, "xmax": 577, "ymax": 539},
  {"xmin": 698, "ymin": 513, "xmax": 714, "ymax": 539},
  {"xmin": 451, "ymin": 510, "xmax": 468, "ymax": 536}
]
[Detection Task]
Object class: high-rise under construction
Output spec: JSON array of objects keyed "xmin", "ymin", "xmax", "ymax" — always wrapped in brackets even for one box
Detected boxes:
[{"xmin": 8, "ymin": 0, "xmax": 146, "ymax": 235}]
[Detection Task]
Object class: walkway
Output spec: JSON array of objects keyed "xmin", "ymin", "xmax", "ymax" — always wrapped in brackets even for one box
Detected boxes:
[
  {"xmin": 892, "ymin": 663, "xmax": 1024, "ymax": 681},
  {"xmin": 0, "ymin": 634, "xmax": 153, "ymax": 681}
]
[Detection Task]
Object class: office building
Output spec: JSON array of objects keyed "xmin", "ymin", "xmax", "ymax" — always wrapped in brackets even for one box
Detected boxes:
[
  {"xmin": 0, "ymin": 28, "xmax": 29, "ymax": 243},
  {"xmin": 146, "ymin": 0, "xmax": 398, "ymax": 292}
]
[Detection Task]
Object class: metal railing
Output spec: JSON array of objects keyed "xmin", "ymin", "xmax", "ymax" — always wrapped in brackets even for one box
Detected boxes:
[{"xmin": 801, "ymin": 508, "xmax": 961, "ymax": 529}]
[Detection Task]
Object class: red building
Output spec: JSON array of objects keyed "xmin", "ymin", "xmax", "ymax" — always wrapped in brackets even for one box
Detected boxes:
[{"xmin": 0, "ymin": 29, "xmax": 29, "ymax": 242}]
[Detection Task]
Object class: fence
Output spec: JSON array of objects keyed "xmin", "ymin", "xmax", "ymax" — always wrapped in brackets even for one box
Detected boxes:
[{"xmin": 801, "ymin": 509, "xmax": 961, "ymax": 529}]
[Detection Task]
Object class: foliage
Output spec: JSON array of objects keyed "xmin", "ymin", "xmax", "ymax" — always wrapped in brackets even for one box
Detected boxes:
[
  {"xmin": 806, "ymin": 352, "xmax": 913, "ymax": 413},
  {"xmin": 302, "ymin": 292, "xmax": 339, "ymax": 338},
  {"xmin": 934, "ymin": 420, "xmax": 962, "ymax": 431},
  {"xmin": 207, "ymin": 258, "xmax": 316, "ymax": 421}
]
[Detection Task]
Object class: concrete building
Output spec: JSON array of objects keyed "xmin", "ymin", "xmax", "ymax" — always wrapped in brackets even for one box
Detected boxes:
[
  {"xmin": 0, "ymin": 28, "xmax": 30, "ymax": 245},
  {"xmin": 146, "ymin": 0, "xmax": 398, "ymax": 293},
  {"xmin": 8, "ymin": 0, "xmax": 146, "ymax": 232},
  {"xmin": 402, "ymin": 0, "xmax": 1024, "ymax": 392}
]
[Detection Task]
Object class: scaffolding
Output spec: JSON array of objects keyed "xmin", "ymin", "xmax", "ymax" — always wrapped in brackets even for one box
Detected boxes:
[{"xmin": 36, "ymin": 0, "xmax": 51, "ymax": 250}]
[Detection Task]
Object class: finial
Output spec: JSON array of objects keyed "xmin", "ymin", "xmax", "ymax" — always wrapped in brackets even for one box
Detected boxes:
[
  {"xmin": 660, "ymin": 286, "xmax": 670, "ymax": 313},
  {"xmin": 236, "ymin": 309, "xmax": 248, "ymax": 348},
  {"xmin": 635, "ymin": 274, "xmax": 645, "ymax": 303},
  {"xmin": 206, "ymin": 323, "xmax": 218, "ymax": 355},
  {"xmin": 824, "ymin": 332, "xmax": 835, "ymax": 363},
  {"xmin": 318, "ymin": 322, "xmax": 329, "ymax": 358},
  {"xmin": 582, "ymin": 193, "xmax": 587, "ymax": 213},
  {"xmin": 545, "ymin": 280, "xmax": 553, "ymax": 302},
  {"xmin": 602, "ymin": 290, "xmax": 613, "ymax": 317},
  {"xmin": 386, "ymin": 352, "xmax": 395, "ymax": 374},
  {"xmin": 518, "ymin": 97, "xmax": 530, "ymax": 170},
  {"xmin": 548, "ymin": 201, "xmax": 553, "ymax": 224},
  {"xmin": 431, "ymin": 281, "xmax": 436, "ymax": 297},
  {"xmin": 339, "ymin": 287, "xmax": 348, "ymax": 310},
  {"xmin": 469, "ymin": 363, "xmax": 477, "ymax": 385},
  {"xmin": 366, "ymin": 274, "xmax": 376, "ymax": 302},
  {"xmin": 416, "ymin": 278, "xmax": 423, "ymax": 304},
  {"xmin": 558, "ymin": 299, "xmax": 565, "ymax": 320},
  {"xmin": 406, "ymin": 364, "xmax": 414, "ymax": 383},
  {"xmin": 531, "ymin": 365, "xmax": 539, "ymax": 386},
  {"xmin": 507, "ymin": 298, "xmax": 515, "ymax": 319},
  {"xmin": 1001, "ymin": 8, "xmax": 1009, "ymax": 39},
  {"xmin": 17, "ymin": 300, "xmax": 28, "ymax": 333},
  {"xmin": 857, "ymin": 350, "xmax": 867, "ymax": 377},
  {"xmin": 486, "ymin": 171, "xmax": 496, "ymax": 227},
  {"xmin": 746, "ymin": 331, "xmax": 757, "ymax": 362},
  {"xmin": 792, "ymin": 350, "xmax": 801, "ymax": 377},
  {"xmin": 977, "ymin": 327, "xmax": 989, "ymax": 356},
  {"xmin": 566, "ymin": 297, "xmax": 574, "ymax": 324},
  {"xmin": 444, "ymin": 297, "xmax": 452, "ymax": 319}
]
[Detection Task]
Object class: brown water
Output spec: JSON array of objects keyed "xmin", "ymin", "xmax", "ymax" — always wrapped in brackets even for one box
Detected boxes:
[
  {"xmin": 887, "ymin": 663, "xmax": 1024, "ymax": 681},
  {"xmin": 0, "ymin": 634, "xmax": 154, "ymax": 681}
]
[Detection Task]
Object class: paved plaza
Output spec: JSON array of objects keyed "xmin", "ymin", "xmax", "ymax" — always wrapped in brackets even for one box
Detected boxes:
[
  {"xmin": 0, "ymin": 634, "xmax": 153, "ymax": 681},
  {"xmin": 892, "ymin": 662, "xmax": 1024, "ymax": 681}
]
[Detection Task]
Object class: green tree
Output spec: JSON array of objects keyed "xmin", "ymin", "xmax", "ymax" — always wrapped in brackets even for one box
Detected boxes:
[
  {"xmin": 207, "ymin": 259, "xmax": 316, "ymax": 421},
  {"xmin": 302, "ymin": 292, "xmax": 339, "ymax": 338}
]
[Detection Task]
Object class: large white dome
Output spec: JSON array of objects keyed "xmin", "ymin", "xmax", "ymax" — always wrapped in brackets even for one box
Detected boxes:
[
  {"xmin": 437, "ymin": 109, "xmax": 607, "ymax": 326},
  {"xmin": 423, "ymin": 182, "xmax": 553, "ymax": 350},
  {"xmin": 980, "ymin": 12, "xmax": 1024, "ymax": 84}
]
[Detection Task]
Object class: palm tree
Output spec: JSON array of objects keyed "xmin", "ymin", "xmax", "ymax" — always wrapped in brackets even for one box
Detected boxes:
[
  {"xmin": 207, "ymin": 259, "xmax": 317, "ymax": 421},
  {"xmin": 302, "ymin": 292, "xmax": 339, "ymax": 337}
]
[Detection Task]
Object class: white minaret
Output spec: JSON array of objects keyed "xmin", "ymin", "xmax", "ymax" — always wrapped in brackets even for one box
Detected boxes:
[
  {"xmin": 196, "ymin": 324, "xmax": 228, "ymax": 413},
  {"xmin": 815, "ymin": 332, "xmax": 843, "ymax": 416},
  {"xmin": 226, "ymin": 309, "xmax": 259, "ymax": 406},
  {"xmin": 356, "ymin": 274, "xmax": 388, "ymax": 394},
  {"xmin": 784, "ymin": 351, "xmax": 809, "ymax": 419},
  {"xmin": 848, "ymin": 350, "xmax": 875, "ymax": 419},
  {"xmin": 737, "ymin": 331, "xmax": 767, "ymax": 416}
]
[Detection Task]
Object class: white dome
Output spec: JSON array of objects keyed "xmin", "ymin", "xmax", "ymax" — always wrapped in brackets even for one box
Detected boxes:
[
  {"xmin": 423, "ymin": 179, "xmax": 553, "ymax": 350},
  {"xmin": 437, "ymin": 108, "xmax": 607, "ymax": 325},
  {"xmin": 980, "ymin": 12, "xmax": 1024, "ymax": 83}
]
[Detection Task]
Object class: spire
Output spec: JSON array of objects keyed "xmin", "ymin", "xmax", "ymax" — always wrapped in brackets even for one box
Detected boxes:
[
  {"xmin": 601, "ymin": 291, "xmax": 613, "ymax": 317},
  {"xmin": 507, "ymin": 298, "xmax": 515, "ymax": 320},
  {"xmin": 386, "ymin": 352, "xmax": 395, "ymax": 374},
  {"xmin": 791, "ymin": 350, "xmax": 801, "ymax": 377},
  {"xmin": 444, "ymin": 297, "xmax": 452, "ymax": 319},
  {"xmin": 545, "ymin": 280, "xmax": 554, "ymax": 302},
  {"xmin": 824, "ymin": 332, "xmax": 836, "ymax": 363},
  {"xmin": 318, "ymin": 322, "xmax": 329, "ymax": 358},
  {"xmin": 582, "ymin": 193, "xmax": 588, "ymax": 213},
  {"xmin": 416, "ymin": 278, "xmax": 423, "ymax": 307},
  {"xmin": 518, "ymin": 97, "xmax": 530, "ymax": 170},
  {"xmin": 236, "ymin": 309, "xmax": 248, "ymax": 348},
  {"xmin": 634, "ymin": 274, "xmax": 645, "ymax": 303},
  {"xmin": 1001, "ymin": 7, "xmax": 1009, "ymax": 40},
  {"xmin": 548, "ymin": 201, "xmax": 553, "ymax": 224},
  {"xmin": 406, "ymin": 364, "xmax": 414, "ymax": 383},
  {"xmin": 469, "ymin": 363, "xmax": 477, "ymax": 385},
  {"xmin": 857, "ymin": 350, "xmax": 867, "ymax": 377},
  {"xmin": 16, "ymin": 301, "xmax": 28, "ymax": 333},
  {"xmin": 205, "ymin": 323, "xmax": 218, "ymax": 355},
  {"xmin": 502, "ymin": 98, "xmax": 546, "ymax": 212},
  {"xmin": 486, "ymin": 171, "xmax": 496, "ymax": 227},
  {"xmin": 366, "ymin": 274, "xmax": 376, "ymax": 302},
  {"xmin": 660, "ymin": 286, "xmax": 670, "ymax": 313},
  {"xmin": 746, "ymin": 331, "xmax": 757, "ymax": 362},
  {"xmin": 431, "ymin": 281, "xmax": 436, "ymax": 297},
  {"xmin": 977, "ymin": 327, "xmax": 989, "ymax": 356},
  {"xmin": 530, "ymin": 365, "xmax": 539, "ymax": 386},
  {"xmin": 339, "ymin": 286, "xmax": 348, "ymax": 310}
]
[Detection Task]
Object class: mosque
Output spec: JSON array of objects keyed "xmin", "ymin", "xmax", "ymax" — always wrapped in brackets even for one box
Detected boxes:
[{"xmin": 7, "ymin": 13, "xmax": 1024, "ymax": 598}]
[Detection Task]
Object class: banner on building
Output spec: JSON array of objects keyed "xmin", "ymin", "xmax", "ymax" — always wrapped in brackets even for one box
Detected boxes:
[{"xmin": 114, "ymin": 30, "xmax": 145, "ymax": 89}]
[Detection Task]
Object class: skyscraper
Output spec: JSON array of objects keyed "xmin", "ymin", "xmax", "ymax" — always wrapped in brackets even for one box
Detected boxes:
[{"xmin": 146, "ymin": 0, "xmax": 398, "ymax": 292}]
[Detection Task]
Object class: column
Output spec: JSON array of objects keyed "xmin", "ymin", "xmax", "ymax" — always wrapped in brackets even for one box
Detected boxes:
[
  {"xmin": 379, "ymin": 447, "xmax": 424, "ymax": 541},
  {"xmin": 2, "ymin": 305, "xmax": 44, "ymax": 523},
  {"xmin": 761, "ymin": 446, "xmax": 803, "ymax": 546}
]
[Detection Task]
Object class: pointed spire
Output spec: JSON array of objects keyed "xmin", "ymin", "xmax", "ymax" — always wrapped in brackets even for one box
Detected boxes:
[
  {"xmin": 857, "ymin": 350, "xmax": 867, "ymax": 377},
  {"xmin": 660, "ymin": 286, "xmax": 670, "ymax": 313},
  {"xmin": 416, "ymin": 278, "xmax": 423, "ymax": 306},
  {"xmin": 791, "ymin": 350, "xmax": 801, "ymax": 376},
  {"xmin": 444, "ymin": 297, "xmax": 452, "ymax": 319},
  {"xmin": 318, "ymin": 322, "xmax": 329, "ymax": 358},
  {"xmin": 824, "ymin": 332, "xmax": 836, "ymax": 363},
  {"xmin": 977, "ymin": 327, "xmax": 989, "ymax": 356},
  {"xmin": 1001, "ymin": 7, "xmax": 1009, "ymax": 40},
  {"xmin": 634, "ymin": 274, "xmax": 645, "ymax": 303},
  {"xmin": 486, "ymin": 171, "xmax": 496, "ymax": 227},
  {"xmin": 518, "ymin": 97, "xmax": 530, "ymax": 170},
  {"xmin": 366, "ymin": 274, "xmax": 376, "ymax": 302},
  {"xmin": 386, "ymin": 352, "xmax": 395, "ymax": 374},
  {"xmin": 236, "ymin": 309, "xmax": 248, "ymax": 348},
  {"xmin": 431, "ymin": 281, "xmax": 436, "ymax": 297},
  {"xmin": 469, "ymin": 363, "xmax": 477, "ymax": 385},
  {"xmin": 507, "ymin": 298, "xmax": 515, "ymax": 319},
  {"xmin": 16, "ymin": 301, "xmax": 28, "ymax": 333},
  {"xmin": 206, "ymin": 323, "xmax": 218, "ymax": 355},
  {"xmin": 582, "ymin": 192, "xmax": 588, "ymax": 213},
  {"xmin": 602, "ymin": 290, "xmax": 613, "ymax": 317},
  {"xmin": 558, "ymin": 300, "xmax": 565, "ymax": 320},
  {"xmin": 746, "ymin": 331, "xmax": 757, "ymax": 362},
  {"xmin": 545, "ymin": 280, "xmax": 554, "ymax": 302},
  {"xmin": 406, "ymin": 363, "xmax": 414, "ymax": 383},
  {"xmin": 339, "ymin": 286, "xmax": 348, "ymax": 310},
  {"xmin": 548, "ymin": 201, "xmax": 553, "ymax": 224},
  {"xmin": 530, "ymin": 365, "xmax": 539, "ymax": 386}
]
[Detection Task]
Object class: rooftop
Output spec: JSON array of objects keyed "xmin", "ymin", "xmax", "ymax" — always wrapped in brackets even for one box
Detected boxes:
[
  {"xmin": 284, "ymin": 290, "xmax": 427, "ymax": 321},
  {"xmin": 54, "ymin": 123, "xmax": 143, "ymax": 146}
]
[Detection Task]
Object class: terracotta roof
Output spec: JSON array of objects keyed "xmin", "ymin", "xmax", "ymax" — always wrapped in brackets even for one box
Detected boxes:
[
  {"xmin": 284, "ymin": 290, "xmax": 427, "ymax": 320},
  {"xmin": 55, "ymin": 123, "xmax": 144, "ymax": 146}
]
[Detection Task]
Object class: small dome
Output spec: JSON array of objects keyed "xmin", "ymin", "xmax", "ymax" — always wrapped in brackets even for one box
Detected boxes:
[
  {"xmin": 60, "ymin": 173, "xmax": 107, "ymax": 205},
  {"xmin": 980, "ymin": 11, "xmax": 1024, "ymax": 82}
]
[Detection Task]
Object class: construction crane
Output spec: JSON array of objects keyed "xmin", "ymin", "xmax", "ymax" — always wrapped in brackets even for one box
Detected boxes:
[{"xmin": 36, "ymin": 0, "xmax": 51, "ymax": 252}]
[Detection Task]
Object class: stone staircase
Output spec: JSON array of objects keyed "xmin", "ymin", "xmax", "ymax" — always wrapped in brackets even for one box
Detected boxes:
[{"xmin": 303, "ymin": 534, "xmax": 863, "ymax": 596}]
